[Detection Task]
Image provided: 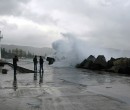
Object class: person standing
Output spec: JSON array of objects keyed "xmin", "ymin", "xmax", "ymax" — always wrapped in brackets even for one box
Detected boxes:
[
  {"xmin": 13, "ymin": 55, "xmax": 18, "ymax": 82},
  {"xmin": 39, "ymin": 56, "xmax": 44, "ymax": 73},
  {"xmin": 39, "ymin": 56, "xmax": 44, "ymax": 83},
  {"xmin": 33, "ymin": 55, "xmax": 38, "ymax": 72}
]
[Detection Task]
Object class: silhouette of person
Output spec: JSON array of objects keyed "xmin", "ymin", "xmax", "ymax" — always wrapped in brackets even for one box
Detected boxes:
[
  {"xmin": 13, "ymin": 55, "xmax": 18, "ymax": 82},
  {"xmin": 39, "ymin": 56, "xmax": 44, "ymax": 84},
  {"xmin": 33, "ymin": 55, "xmax": 38, "ymax": 72},
  {"xmin": 39, "ymin": 56, "xmax": 44, "ymax": 73}
]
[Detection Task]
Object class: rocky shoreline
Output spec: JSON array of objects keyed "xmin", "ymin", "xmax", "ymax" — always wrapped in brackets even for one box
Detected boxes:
[{"xmin": 76, "ymin": 55, "xmax": 130, "ymax": 74}]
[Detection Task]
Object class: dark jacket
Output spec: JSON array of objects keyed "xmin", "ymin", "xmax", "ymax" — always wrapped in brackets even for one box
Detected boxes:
[
  {"xmin": 33, "ymin": 57, "xmax": 37, "ymax": 64},
  {"xmin": 13, "ymin": 56, "xmax": 18, "ymax": 67},
  {"xmin": 39, "ymin": 57, "xmax": 44, "ymax": 65}
]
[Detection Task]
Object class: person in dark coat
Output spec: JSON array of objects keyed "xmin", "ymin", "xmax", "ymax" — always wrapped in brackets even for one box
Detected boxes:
[
  {"xmin": 39, "ymin": 56, "xmax": 44, "ymax": 73},
  {"xmin": 13, "ymin": 55, "xmax": 18, "ymax": 81},
  {"xmin": 39, "ymin": 56, "xmax": 44, "ymax": 83},
  {"xmin": 33, "ymin": 55, "xmax": 38, "ymax": 72}
]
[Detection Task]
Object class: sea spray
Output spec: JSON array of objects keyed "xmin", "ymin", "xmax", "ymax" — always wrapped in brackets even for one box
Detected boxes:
[
  {"xmin": 51, "ymin": 33, "xmax": 130, "ymax": 67},
  {"xmin": 51, "ymin": 33, "xmax": 90, "ymax": 67}
]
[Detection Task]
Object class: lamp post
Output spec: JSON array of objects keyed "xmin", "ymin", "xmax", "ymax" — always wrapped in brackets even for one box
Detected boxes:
[{"xmin": 0, "ymin": 31, "xmax": 3, "ymax": 59}]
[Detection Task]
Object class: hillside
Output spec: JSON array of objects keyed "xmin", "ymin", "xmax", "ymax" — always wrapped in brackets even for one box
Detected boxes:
[{"xmin": 1, "ymin": 44, "xmax": 55, "ymax": 56}]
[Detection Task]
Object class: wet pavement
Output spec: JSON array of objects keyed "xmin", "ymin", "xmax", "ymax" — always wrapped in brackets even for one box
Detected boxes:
[{"xmin": 0, "ymin": 60, "xmax": 130, "ymax": 110}]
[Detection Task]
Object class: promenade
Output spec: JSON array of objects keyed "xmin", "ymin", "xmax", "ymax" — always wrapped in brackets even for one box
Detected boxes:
[{"xmin": 0, "ymin": 61, "xmax": 130, "ymax": 110}]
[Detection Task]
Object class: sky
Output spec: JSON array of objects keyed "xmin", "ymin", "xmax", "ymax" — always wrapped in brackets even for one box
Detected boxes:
[{"xmin": 0, "ymin": 0, "xmax": 130, "ymax": 50}]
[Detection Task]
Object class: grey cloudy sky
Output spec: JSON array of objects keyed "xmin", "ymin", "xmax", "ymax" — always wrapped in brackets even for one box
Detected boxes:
[{"xmin": 0, "ymin": 0, "xmax": 130, "ymax": 49}]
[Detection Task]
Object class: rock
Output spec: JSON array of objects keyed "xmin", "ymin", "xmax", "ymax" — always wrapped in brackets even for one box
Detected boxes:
[
  {"xmin": 91, "ymin": 55, "xmax": 107, "ymax": 70},
  {"xmin": 77, "ymin": 59, "xmax": 87, "ymax": 68},
  {"xmin": 87, "ymin": 55, "xmax": 96, "ymax": 62},
  {"xmin": 46, "ymin": 57, "xmax": 55, "ymax": 65},
  {"xmin": 84, "ymin": 61, "xmax": 94, "ymax": 69},
  {"xmin": 113, "ymin": 58, "xmax": 130, "ymax": 66},
  {"xmin": 118, "ymin": 66, "xmax": 130, "ymax": 74},
  {"xmin": 76, "ymin": 55, "xmax": 130, "ymax": 74},
  {"xmin": 107, "ymin": 57, "xmax": 116, "ymax": 69},
  {"xmin": 76, "ymin": 55, "xmax": 96, "ymax": 68},
  {"xmin": 108, "ymin": 66, "xmax": 121, "ymax": 73},
  {"xmin": 83, "ymin": 55, "xmax": 96, "ymax": 69},
  {"xmin": 108, "ymin": 58, "xmax": 130, "ymax": 74},
  {"xmin": 94, "ymin": 55, "xmax": 107, "ymax": 66},
  {"xmin": 76, "ymin": 64, "xmax": 82, "ymax": 68}
]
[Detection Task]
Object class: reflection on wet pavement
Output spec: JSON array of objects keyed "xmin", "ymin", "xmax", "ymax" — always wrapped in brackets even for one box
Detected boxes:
[{"xmin": 0, "ymin": 61, "xmax": 130, "ymax": 110}]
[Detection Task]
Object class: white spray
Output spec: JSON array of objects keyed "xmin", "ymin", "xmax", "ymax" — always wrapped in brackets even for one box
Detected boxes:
[{"xmin": 51, "ymin": 33, "xmax": 130, "ymax": 67}]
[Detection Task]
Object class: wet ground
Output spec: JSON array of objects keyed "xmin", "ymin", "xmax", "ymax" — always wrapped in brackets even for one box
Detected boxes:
[{"xmin": 0, "ymin": 60, "xmax": 130, "ymax": 110}]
